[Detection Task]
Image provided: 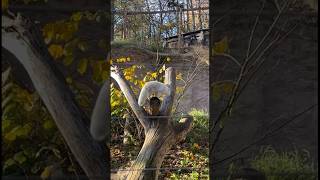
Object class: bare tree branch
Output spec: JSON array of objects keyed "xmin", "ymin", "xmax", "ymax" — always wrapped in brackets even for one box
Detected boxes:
[
  {"xmin": 211, "ymin": 0, "xmax": 296, "ymax": 158},
  {"xmin": 111, "ymin": 66, "xmax": 149, "ymax": 129}
]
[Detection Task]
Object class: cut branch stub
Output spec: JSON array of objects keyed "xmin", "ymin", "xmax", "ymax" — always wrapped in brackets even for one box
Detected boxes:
[
  {"xmin": 174, "ymin": 115, "xmax": 193, "ymax": 135},
  {"xmin": 160, "ymin": 67, "xmax": 176, "ymax": 115}
]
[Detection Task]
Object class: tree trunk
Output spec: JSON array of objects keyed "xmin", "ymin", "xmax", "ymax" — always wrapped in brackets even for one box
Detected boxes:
[
  {"xmin": 145, "ymin": 0, "xmax": 153, "ymax": 44},
  {"xmin": 111, "ymin": 67, "xmax": 193, "ymax": 180},
  {"xmin": 2, "ymin": 14, "xmax": 108, "ymax": 179},
  {"xmin": 190, "ymin": 0, "xmax": 196, "ymax": 31},
  {"xmin": 197, "ymin": 0, "xmax": 203, "ymax": 29},
  {"xmin": 157, "ymin": 0, "xmax": 164, "ymax": 47},
  {"xmin": 186, "ymin": 0, "xmax": 191, "ymax": 32},
  {"xmin": 126, "ymin": 117, "xmax": 192, "ymax": 179}
]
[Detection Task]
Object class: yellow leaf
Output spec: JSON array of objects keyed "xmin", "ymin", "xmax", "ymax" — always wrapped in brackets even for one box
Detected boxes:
[
  {"xmin": 48, "ymin": 44, "xmax": 63, "ymax": 59},
  {"xmin": 213, "ymin": 36, "xmax": 229, "ymax": 54},
  {"xmin": 77, "ymin": 42, "xmax": 87, "ymax": 52},
  {"xmin": 71, "ymin": 12, "xmax": 82, "ymax": 21},
  {"xmin": 44, "ymin": 31, "xmax": 54, "ymax": 44},
  {"xmin": 176, "ymin": 73, "xmax": 182, "ymax": 80},
  {"xmin": 212, "ymin": 85, "xmax": 221, "ymax": 102},
  {"xmin": 43, "ymin": 120, "xmax": 55, "ymax": 130},
  {"xmin": 166, "ymin": 57, "xmax": 171, "ymax": 62},
  {"xmin": 2, "ymin": 0, "xmax": 9, "ymax": 10},
  {"xmin": 91, "ymin": 61, "xmax": 103, "ymax": 82},
  {"xmin": 125, "ymin": 75, "xmax": 132, "ymax": 80},
  {"xmin": 41, "ymin": 166, "xmax": 54, "ymax": 179},
  {"xmin": 193, "ymin": 143, "xmax": 200, "ymax": 150},
  {"xmin": 151, "ymin": 72, "xmax": 157, "ymax": 78},
  {"xmin": 63, "ymin": 43, "xmax": 73, "ymax": 56},
  {"xmin": 222, "ymin": 82, "xmax": 234, "ymax": 93},
  {"xmin": 5, "ymin": 131, "xmax": 16, "ymax": 141},
  {"xmin": 66, "ymin": 76, "xmax": 73, "ymax": 84},
  {"xmin": 77, "ymin": 58, "xmax": 88, "ymax": 75},
  {"xmin": 101, "ymin": 70, "xmax": 109, "ymax": 80}
]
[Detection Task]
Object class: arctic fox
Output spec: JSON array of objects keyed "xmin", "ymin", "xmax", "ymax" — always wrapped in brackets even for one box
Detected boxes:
[{"xmin": 138, "ymin": 81, "xmax": 170, "ymax": 107}]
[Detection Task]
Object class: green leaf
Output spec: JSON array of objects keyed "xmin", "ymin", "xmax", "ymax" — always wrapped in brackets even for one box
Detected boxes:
[
  {"xmin": 2, "ymin": 119, "xmax": 11, "ymax": 131},
  {"xmin": 3, "ymin": 158, "xmax": 15, "ymax": 171},
  {"xmin": 13, "ymin": 152, "xmax": 27, "ymax": 164},
  {"xmin": 18, "ymin": 123, "xmax": 32, "ymax": 137},
  {"xmin": 63, "ymin": 56, "xmax": 73, "ymax": 66},
  {"xmin": 5, "ymin": 125, "xmax": 22, "ymax": 141},
  {"xmin": 43, "ymin": 120, "xmax": 55, "ymax": 130},
  {"xmin": 77, "ymin": 58, "xmax": 88, "ymax": 75}
]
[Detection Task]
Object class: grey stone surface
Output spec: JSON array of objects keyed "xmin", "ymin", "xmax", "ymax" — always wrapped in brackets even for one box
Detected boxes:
[{"xmin": 210, "ymin": 0, "xmax": 318, "ymax": 170}]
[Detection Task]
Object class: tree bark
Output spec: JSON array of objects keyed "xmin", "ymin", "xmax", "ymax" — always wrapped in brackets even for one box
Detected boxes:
[
  {"xmin": 2, "ymin": 14, "xmax": 108, "ymax": 179},
  {"xmin": 197, "ymin": 0, "xmax": 203, "ymax": 29},
  {"xmin": 190, "ymin": 0, "xmax": 196, "ymax": 31},
  {"xmin": 186, "ymin": 0, "xmax": 191, "ymax": 32},
  {"xmin": 111, "ymin": 66, "xmax": 193, "ymax": 180},
  {"xmin": 157, "ymin": 0, "xmax": 164, "ymax": 46}
]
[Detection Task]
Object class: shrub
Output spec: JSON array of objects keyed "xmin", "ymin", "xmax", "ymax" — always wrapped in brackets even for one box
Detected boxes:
[
  {"xmin": 251, "ymin": 146, "xmax": 317, "ymax": 180},
  {"xmin": 186, "ymin": 109, "xmax": 209, "ymax": 145}
]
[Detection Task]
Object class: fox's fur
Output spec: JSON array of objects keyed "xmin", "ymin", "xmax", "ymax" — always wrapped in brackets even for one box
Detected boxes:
[
  {"xmin": 90, "ymin": 80, "xmax": 169, "ymax": 141},
  {"xmin": 138, "ymin": 81, "xmax": 170, "ymax": 107},
  {"xmin": 90, "ymin": 79, "xmax": 109, "ymax": 141}
]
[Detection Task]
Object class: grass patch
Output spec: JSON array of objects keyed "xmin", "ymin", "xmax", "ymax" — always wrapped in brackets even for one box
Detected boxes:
[{"xmin": 251, "ymin": 146, "xmax": 317, "ymax": 180}]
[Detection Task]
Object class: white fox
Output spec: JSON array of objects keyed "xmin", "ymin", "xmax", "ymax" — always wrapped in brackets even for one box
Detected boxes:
[{"xmin": 138, "ymin": 81, "xmax": 170, "ymax": 107}]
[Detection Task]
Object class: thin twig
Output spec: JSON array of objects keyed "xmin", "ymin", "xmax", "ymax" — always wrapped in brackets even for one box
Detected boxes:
[
  {"xmin": 246, "ymin": 0, "xmax": 266, "ymax": 59},
  {"xmin": 214, "ymin": 53, "xmax": 241, "ymax": 67},
  {"xmin": 212, "ymin": 104, "xmax": 317, "ymax": 165},
  {"xmin": 211, "ymin": 0, "xmax": 293, "ymax": 156},
  {"xmin": 245, "ymin": 0, "xmax": 290, "ymax": 64}
]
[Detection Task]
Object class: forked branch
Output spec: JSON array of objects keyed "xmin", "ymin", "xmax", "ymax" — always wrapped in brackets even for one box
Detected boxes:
[{"xmin": 111, "ymin": 65, "xmax": 149, "ymax": 129}]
